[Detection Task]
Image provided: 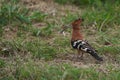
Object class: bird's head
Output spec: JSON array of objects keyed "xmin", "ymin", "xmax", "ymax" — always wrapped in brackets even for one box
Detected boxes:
[
  {"xmin": 60, "ymin": 18, "xmax": 84, "ymax": 34},
  {"xmin": 72, "ymin": 18, "xmax": 84, "ymax": 29}
]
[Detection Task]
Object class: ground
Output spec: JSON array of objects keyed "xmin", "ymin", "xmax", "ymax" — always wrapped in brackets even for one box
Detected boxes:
[{"xmin": 0, "ymin": 0, "xmax": 120, "ymax": 80}]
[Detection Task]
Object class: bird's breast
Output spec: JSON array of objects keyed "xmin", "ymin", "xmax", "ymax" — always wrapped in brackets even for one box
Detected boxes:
[{"xmin": 71, "ymin": 30, "xmax": 83, "ymax": 41}]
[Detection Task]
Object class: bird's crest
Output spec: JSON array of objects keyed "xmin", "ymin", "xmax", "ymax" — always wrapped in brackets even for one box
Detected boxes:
[{"xmin": 72, "ymin": 18, "xmax": 84, "ymax": 26}]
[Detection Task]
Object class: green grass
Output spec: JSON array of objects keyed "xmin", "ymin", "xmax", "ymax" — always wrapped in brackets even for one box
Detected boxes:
[
  {"xmin": 82, "ymin": 1, "xmax": 120, "ymax": 31},
  {"xmin": 54, "ymin": 0, "xmax": 120, "ymax": 7},
  {"xmin": 1, "ymin": 62, "xmax": 120, "ymax": 80},
  {"xmin": 0, "ymin": 0, "xmax": 30, "ymax": 37},
  {"xmin": 55, "ymin": 0, "xmax": 120, "ymax": 31},
  {"xmin": 0, "ymin": 0, "xmax": 30, "ymax": 26},
  {"xmin": 62, "ymin": 12, "xmax": 79, "ymax": 24},
  {"xmin": 0, "ymin": 0, "xmax": 120, "ymax": 80},
  {"xmin": 0, "ymin": 0, "xmax": 47, "ymax": 36},
  {"xmin": 0, "ymin": 59, "xmax": 5, "ymax": 68},
  {"xmin": 54, "ymin": 0, "xmax": 96, "ymax": 5},
  {"xmin": 24, "ymin": 40, "xmax": 57, "ymax": 60},
  {"xmin": 94, "ymin": 29, "xmax": 120, "ymax": 54},
  {"xmin": 29, "ymin": 11, "xmax": 47, "ymax": 22}
]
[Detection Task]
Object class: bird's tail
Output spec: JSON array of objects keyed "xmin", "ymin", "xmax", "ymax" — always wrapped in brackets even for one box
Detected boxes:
[{"xmin": 87, "ymin": 49, "xmax": 103, "ymax": 61}]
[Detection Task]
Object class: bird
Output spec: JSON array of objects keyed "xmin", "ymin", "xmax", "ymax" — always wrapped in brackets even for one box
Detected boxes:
[{"xmin": 61, "ymin": 18, "xmax": 103, "ymax": 61}]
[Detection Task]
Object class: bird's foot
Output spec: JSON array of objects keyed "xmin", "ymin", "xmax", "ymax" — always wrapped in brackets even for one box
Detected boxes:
[
  {"xmin": 95, "ymin": 60, "xmax": 103, "ymax": 64},
  {"xmin": 72, "ymin": 54, "xmax": 83, "ymax": 62},
  {"xmin": 77, "ymin": 55, "xmax": 83, "ymax": 60},
  {"xmin": 72, "ymin": 54, "xmax": 78, "ymax": 61}
]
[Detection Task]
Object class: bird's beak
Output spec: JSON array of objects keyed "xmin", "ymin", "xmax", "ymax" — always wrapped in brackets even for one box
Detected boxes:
[{"xmin": 60, "ymin": 24, "xmax": 72, "ymax": 34}]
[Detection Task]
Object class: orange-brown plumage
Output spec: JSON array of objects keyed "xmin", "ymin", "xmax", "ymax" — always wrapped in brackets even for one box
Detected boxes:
[
  {"xmin": 71, "ymin": 18, "xmax": 83, "ymax": 41},
  {"xmin": 71, "ymin": 26, "xmax": 83, "ymax": 41}
]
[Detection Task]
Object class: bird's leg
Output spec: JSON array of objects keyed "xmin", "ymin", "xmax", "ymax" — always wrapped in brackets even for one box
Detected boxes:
[
  {"xmin": 77, "ymin": 50, "xmax": 84, "ymax": 60},
  {"xmin": 80, "ymin": 52, "xmax": 84, "ymax": 60},
  {"xmin": 72, "ymin": 50, "xmax": 80, "ymax": 61}
]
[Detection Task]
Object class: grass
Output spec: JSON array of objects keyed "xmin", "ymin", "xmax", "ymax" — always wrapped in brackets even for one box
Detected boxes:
[
  {"xmin": 0, "ymin": 0, "xmax": 30, "ymax": 26},
  {"xmin": 55, "ymin": 0, "xmax": 120, "ymax": 31},
  {"xmin": 54, "ymin": 0, "xmax": 98, "ymax": 5},
  {"xmin": 0, "ymin": 59, "xmax": 5, "ymax": 68},
  {"xmin": 0, "ymin": 0, "xmax": 30, "ymax": 37},
  {"xmin": 0, "ymin": 0, "xmax": 47, "ymax": 36},
  {"xmin": 29, "ymin": 11, "xmax": 47, "ymax": 22},
  {"xmin": 62, "ymin": 12, "xmax": 79, "ymax": 24},
  {"xmin": 0, "ymin": 0, "xmax": 120, "ymax": 80},
  {"xmin": 24, "ymin": 40, "xmax": 57, "ymax": 60},
  {"xmin": 82, "ymin": 2, "xmax": 120, "ymax": 31},
  {"xmin": 1, "ymin": 62, "xmax": 120, "ymax": 80},
  {"xmin": 95, "ymin": 28, "xmax": 120, "ymax": 54}
]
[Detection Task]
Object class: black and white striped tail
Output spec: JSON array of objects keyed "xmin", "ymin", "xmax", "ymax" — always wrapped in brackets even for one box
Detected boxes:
[{"xmin": 71, "ymin": 40, "xmax": 103, "ymax": 61}]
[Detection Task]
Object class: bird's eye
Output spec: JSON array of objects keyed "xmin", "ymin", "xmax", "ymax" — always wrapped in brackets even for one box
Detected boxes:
[{"xmin": 82, "ymin": 18, "xmax": 84, "ymax": 21}]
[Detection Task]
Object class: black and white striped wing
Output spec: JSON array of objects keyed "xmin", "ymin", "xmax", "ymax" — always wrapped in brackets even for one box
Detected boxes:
[
  {"xmin": 71, "ymin": 40, "xmax": 95, "ymax": 52},
  {"xmin": 71, "ymin": 40, "xmax": 103, "ymax": 61}
]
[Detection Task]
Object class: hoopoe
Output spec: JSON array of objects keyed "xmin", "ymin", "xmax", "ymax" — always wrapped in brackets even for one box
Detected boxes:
[{"xmin": 61, "ymin": 18, "xmax": 103, "ymax": 61}]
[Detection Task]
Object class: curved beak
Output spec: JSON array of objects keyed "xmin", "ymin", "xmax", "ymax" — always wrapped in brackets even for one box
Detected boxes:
[{"xmin": 60, "ymin": 24, "xmax": 72, "ymax": 34}]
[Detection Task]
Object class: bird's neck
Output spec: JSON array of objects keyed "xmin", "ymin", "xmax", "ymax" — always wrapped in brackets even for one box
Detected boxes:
[{"xmin": 71, "ymin": 28, "xmax": 83, "ymax": 41}]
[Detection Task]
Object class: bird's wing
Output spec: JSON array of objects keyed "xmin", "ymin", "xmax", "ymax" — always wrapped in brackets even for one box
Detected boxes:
[
  {"xmin": 82, "ymin": 41, "xmax": 96, "ymax": 52},
  {"xmin": 71, "ymin": 40, "xmax": 96, "ymax": 52},
  {"xmin": 71, "ymin": 40, "xmax": 103, "ymax": 61}
]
